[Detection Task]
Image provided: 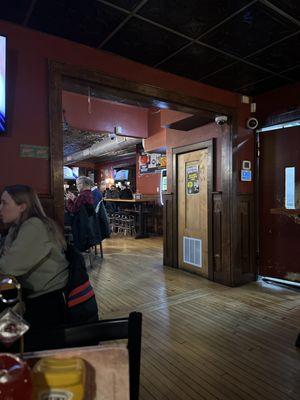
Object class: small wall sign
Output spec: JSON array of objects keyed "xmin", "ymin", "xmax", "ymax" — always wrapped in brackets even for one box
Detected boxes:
[
  {"xmin": 186, "ymin": 164, "xmax": 199, "ymax": 194},
  {"xmin": 241, "ymin": 169, "xmax": 252, "ymax": 181},
  {"xmin": 20, "ymin": 144, "xmax": 49, "ymax": 159}
]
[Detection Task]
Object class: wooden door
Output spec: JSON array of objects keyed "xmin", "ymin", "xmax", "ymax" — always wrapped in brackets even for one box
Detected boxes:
[
  {"xmin": 259, "ymin": 126, "xmax": 300, "ymax": 279},
  {"xmin": 178, "ymin": 149, "xmax": 209, "ymax": 276}
]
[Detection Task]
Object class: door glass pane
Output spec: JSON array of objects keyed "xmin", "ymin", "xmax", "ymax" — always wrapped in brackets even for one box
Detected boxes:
[{"xmin": 285, "ymin": 167, "xmax": 295, "ymax": 209}]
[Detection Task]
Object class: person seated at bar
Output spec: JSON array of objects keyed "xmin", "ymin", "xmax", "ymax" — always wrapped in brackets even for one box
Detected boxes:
[
  {"xmin": 66, "ymin": 176, "xmax": 94, "ymax": 213},
  {"xmin": 0, "ymin": 185, "xmax": 69, "ymax": 327},
  {"xmin": 104, "ymin": 185, "xmax": 119, "ymax": 213},
  {"xmin": 105, "ymin": 185, "xmax": 120, "ymax": 199},
  {"xmin": 119, "ymin": 181, "xmax": 133, "ymax": 200}
]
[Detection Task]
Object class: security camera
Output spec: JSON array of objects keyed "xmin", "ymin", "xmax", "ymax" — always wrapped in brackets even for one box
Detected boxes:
[
  {"xmin": 215, "ymin": 115, "xmax": 228, "ymax": 125},
  {"xmin": 246, "ymin": 117, "xmax": 259, "ymax": 130}
]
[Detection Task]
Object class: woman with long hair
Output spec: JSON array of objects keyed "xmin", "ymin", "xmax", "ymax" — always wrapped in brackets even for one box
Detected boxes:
[{"xmin": 0, "ymin": 185, "xmax": 69, "ymax": 327}]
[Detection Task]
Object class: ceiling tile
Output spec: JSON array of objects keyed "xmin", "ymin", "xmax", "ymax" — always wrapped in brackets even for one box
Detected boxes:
[
  {"xmin": 247, "ymin": 33, "xmax": 300, "ymax": 73},
  {"xmin": 159, "ymin": 43, "xmax": 234, "ymax": 81},
  {"xmin": 0, "ymin": 0, "xmax": 31, "ymax": 24},
  {"xmin": 137, "ymin": 0, "xmax": 251, "ymax": 39},
  {"xmin": 237, "ymin": 76, "xmax": 292, "ymax": 95},
  {"xmin": 28, "ymin": 0, "xmax": 127, "ymax": 47},
  {"xmin": 282, "ymin": 65, "xmax": 300, "ymax": 81},
  {"xmin": 103, "ymin": 17, "xmax": 189, "ymax": 65},
  {"xmin": 200, "ymin": 2, "xmax": 298, "ymax": 57},
  {"xmin": 104, "ymin": 0, "xmax": 142, "ymax": 11},
  {"xmin": 267, "ymin": 0, "xmax": 300, "ymax": 20},
  {"xmin": 201, "ymin": 62, "xmax": 270, "ymax": 91}
]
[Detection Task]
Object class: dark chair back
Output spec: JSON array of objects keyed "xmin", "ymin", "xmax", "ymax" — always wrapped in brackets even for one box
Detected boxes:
[{"xmin": 23, "ymin": 312, "xmax": 142, "ymax": 400}]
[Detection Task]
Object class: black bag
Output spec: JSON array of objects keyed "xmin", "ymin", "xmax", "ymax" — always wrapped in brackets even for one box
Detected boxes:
[
  {"xmin": 96, "ymin": 200, "xmax": 110, "ymax": 239},
  {"xmin": 65, "ymin": 244, "xmax": 99, "ymax": 324},
  {"xmin": 71, "ymin": 203, "xmax": 102, "ymax": 251}
]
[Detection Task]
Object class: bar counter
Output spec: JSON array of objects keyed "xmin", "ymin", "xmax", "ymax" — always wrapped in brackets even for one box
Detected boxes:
[{"xmin": 104, "ymin": 196, "xmax": 158, "ymax": 239}]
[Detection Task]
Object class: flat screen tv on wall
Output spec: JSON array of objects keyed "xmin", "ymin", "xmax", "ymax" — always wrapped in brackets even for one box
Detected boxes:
[
  {"xmin": 114, "ymin": 169, "xmax": 129, "ymax": 181},
  {"xmin": 0, "ymin": 35, "xmax": 6, "ymax": 133}
]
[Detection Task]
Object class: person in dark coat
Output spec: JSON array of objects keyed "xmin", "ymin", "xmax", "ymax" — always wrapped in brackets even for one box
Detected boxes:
[
  {"xmin": 119, "ymin": 181, "xmax": 133, "ymax": 199},
  {"xmin": 91, "ymin": 183, "xmax": 103, "ymax": 208},
  {"xmin": 66, "ymin": 176, "xmax": 94, "ymax": 213}
]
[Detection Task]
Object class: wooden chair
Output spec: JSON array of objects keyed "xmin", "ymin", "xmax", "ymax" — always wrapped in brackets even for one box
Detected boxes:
[{"xmin": 23, "ymin": 312, "xmax": 142, "ymax": 400}]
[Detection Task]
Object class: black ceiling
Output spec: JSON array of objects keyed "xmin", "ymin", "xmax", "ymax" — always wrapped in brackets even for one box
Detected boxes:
[{"xmin": 1, "ymin": 0, "xmax": 299, "ymax": 95}]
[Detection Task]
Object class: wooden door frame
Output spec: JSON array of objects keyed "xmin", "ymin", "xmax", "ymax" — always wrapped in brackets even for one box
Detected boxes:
[
  {"xmin": 48, "ymin": 61, "xmax": 240, "ymax": 285},
  {"xmin": 48, "ymin": 60, "xmax": 235, "ymax": 225},
  {"xmin": 172, "ymin": 139, "xmax": 214, "ymax": 280}
]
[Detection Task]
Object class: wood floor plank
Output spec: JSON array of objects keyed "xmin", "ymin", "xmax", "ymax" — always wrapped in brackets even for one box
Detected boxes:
[
  {"xmin": 143, "ymin": 314, "xmax": 298, "ymax": 400},
  {"xmin": 89, "ymin": 236, "xmax": 300, "ymax": 400}
]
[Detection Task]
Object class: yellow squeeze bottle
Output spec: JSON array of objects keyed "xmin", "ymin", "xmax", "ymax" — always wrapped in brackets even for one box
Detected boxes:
[{"xmin": 32, "ymin": 357, "xmax": 86, "ymax": 400}]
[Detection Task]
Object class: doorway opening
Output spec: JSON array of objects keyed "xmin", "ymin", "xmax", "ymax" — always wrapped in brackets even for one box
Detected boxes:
[
  {"xmin": 62, "ymin": 78, "xmax": 165, "ymax": 262},
  {"xmin": 49, "ymin": 62, "xmax": 235, "ymax": 283}
]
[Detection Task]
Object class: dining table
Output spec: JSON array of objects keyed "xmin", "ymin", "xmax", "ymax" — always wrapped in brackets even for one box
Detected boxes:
[{"xmin": 24, "ymin": 344, "xmax": 130, "ymax": 400}]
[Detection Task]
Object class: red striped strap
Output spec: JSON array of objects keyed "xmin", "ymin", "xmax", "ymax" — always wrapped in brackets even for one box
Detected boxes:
[
  {"xmin": 68, "ymin": 280, "xmax": 90, "ymax": 297},
  {"xmin": 67, "ymin": 290, "xmax": 94, "ymax": 307}
]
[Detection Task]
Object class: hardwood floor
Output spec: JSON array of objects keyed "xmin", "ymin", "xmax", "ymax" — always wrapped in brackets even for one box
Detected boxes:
[{"xmin": 89, "ymin": 236, "xmax": 300, "ymax": 400}]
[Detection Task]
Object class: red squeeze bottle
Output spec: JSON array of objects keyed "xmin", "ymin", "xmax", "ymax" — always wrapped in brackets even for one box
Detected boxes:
[{"xmin": 0, "ymin": 353, "xmax": 32, "ymax": 400}]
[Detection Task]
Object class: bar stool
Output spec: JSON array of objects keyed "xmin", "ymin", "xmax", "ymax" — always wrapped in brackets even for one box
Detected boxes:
[
  {"xmin": 128, "ymin": 215, "xmax": 136, "ymax": 236},
  {"xmin": 113, "ymin": 213, "xmax": 123, "ymax": 234},
  {"xmin": 108, "ymin": 212, "xmax": 116, "ymax": 233}
]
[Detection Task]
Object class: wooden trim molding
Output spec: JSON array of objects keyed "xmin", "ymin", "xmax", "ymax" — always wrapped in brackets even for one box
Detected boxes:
[
  {"xmin": 233, "ymin": 194, "xmax": 256, "ymax": 284},
  {"xmin": 212, "ymin": 192, "xmax": 222, "ymax": 280},
  {"xmin": 163, "ymin": 193, "xmax": 174, "ymax": 267},
  {"xmin": 49, "ymin": 62, "xmax": 64, "ymax": 227},
  {"xmin": 48, "ymin": 60, "xmax": 234, "ymax": 229}
]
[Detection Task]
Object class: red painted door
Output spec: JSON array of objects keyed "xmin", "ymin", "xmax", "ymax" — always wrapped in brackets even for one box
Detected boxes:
[{"xmin": 259, "ymin": 126, "xmax": 300, "ymax": 279}]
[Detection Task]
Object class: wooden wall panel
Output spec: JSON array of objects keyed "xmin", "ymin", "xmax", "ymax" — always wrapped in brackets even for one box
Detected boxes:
[
  {"xmin": 213, "ymin": 193, "xmax": 256, "ymax": 285},
  {"xmin": 233, "ymin": 194, "xmax": 256, "ymax": 284},
  {"xmin": 212, "ymin": 193, "xmax": 223, "ymax": 280},
  {"xmin": 163, "ymin": 194, "xmax": 174, "ymax": 267},
  {"xmin": 40, "ymin": 195, "xmax": 55, "ymax": 222}
]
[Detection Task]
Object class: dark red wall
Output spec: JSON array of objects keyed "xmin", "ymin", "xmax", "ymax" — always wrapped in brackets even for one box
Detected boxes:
[
  {"xmin": 62, "ymin": 91, "xmax": 148, "ymax": 137},
  {"xmin": 0, "ymin": 20, "xmax": 248, "ymax": 195},
  {"xmin": 256, "ymin": 82, "xmax": 300, "ymax": 121}
]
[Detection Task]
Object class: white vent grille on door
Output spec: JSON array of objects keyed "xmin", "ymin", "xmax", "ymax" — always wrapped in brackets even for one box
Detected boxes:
[{"xmin": 183, "ymin": 237, "xmax": 202, "ymax": 268}]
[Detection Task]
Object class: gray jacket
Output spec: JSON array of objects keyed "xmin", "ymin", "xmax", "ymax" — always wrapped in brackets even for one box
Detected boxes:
[{"xmin": 0, "ymin": 217, "xmax": 69, "ymax": 298}]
